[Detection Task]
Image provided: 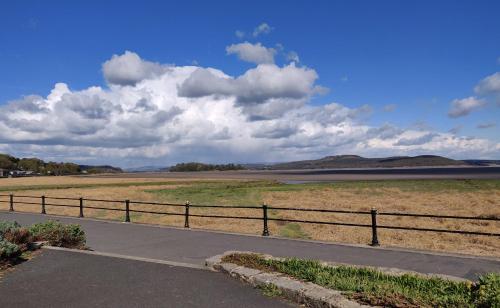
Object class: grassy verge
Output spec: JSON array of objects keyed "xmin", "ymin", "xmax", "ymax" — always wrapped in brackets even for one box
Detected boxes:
[{"xmin": 222, "ymin": 253, "xmax": 500, "ymax": 308}]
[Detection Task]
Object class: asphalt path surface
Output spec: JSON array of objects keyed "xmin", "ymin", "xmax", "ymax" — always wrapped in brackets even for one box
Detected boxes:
[
  {"xmin": 87, "ymin": 166, "xmax": 500, "ymax": 181},
  {"xmin": 0, "ymin": 249, "xmax": 292, "ymax": 308},
  {"xmin": 1, "ymin": 212, "xmax": 499, "ymax": 280}
]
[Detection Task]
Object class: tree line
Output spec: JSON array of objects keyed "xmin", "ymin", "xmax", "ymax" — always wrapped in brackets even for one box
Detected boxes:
[
  {"xmin": 0, "ymin": 153, "xmax": 122, "ymax": 175},
  {"xmin": 169, "ymin": 162, "xmax": 245, "ymax": 172}
]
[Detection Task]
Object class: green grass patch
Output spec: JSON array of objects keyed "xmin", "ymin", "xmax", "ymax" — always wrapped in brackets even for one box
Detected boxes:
[
  {"xmin": 146, "ymin": 179, "xmax": 500, "ymax": 206},
  {"xmin": 258, "ymin": 283, "xmax": 284, "ymax": 297},
  {"xmin": 222, "ymin": 253, "xmax": 500, "ymax": 307},
  {"xmin": 279, "ymin": 223, "xmax": 310, "ymax": 239},
  {"xmin": 147, "ymin": 180, "xmax": 340, "ymax": 205},
  {"xmin": 147, "ymin": 181, "xmax": 279, "ymax": 205}
]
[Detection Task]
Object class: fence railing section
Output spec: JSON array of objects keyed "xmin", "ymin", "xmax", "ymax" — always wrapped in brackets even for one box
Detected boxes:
[{"xmin": 0, "ymin": 193, "xmax": 499, "ymax": 246}]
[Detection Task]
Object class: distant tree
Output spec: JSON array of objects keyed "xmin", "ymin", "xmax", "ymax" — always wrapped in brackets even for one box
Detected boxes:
[
  {"xmin": 0, "ymin": 153, "xmax": 121, "ymax": 175},
  {"xmin": 0, "ymin": 154, "xmax": 18, "ymax": 170},
  {"xmin": 18, "ymin": 158, "xmax": 45, "ymax": 173},
  {"xmin": 169, "ymin": 162, "xmax": 245, "ymax": 172}
]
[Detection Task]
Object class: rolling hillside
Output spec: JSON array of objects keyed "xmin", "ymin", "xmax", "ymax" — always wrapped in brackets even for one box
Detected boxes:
[{"xmin": 270, "ymin": 155, "xmax": 467, "ymax": 170}]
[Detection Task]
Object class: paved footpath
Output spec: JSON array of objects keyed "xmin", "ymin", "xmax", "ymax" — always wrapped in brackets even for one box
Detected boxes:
[
  {"xmin": 0, "ymin": 249, "xmax": 291, "ymax": 308},
  {"xmin": 1, "ymin": 211, "xmax": 499, "ymax": 280}
]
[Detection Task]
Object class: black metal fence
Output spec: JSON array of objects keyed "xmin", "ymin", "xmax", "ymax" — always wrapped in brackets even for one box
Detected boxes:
[{"xmin": 0, "ymin": 193, "xmax": 499, "ymax": 246}]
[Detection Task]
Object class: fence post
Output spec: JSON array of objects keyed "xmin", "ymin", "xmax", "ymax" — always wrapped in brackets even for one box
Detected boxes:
[
  {"xmin": 184, "ymin": 201, "xmax": 190, "ymax": 228},
  {"xmin": 9, "ymin": 194, "xmax": 14, "ymax": 211},
  {"xmin": 41, "ymin": 195, "xmax": 46, "ymax": 214},
  {"xmin": 125, "ymin": 200, "xmax": 130, "ymax": 222},
  {"xmin": 370, "ymin": 207, "xmax": 380, "ymax": 246},
  {"xmin": 262, "ymin": 204, "xmax": 269, "ymax": 236},
  {"xmin": 79, "ymin": 197, "xmax": 84, "ymax": 218}
]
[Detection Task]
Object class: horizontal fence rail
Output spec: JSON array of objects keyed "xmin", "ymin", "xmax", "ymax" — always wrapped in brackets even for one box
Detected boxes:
[{"xmin": 0, "ymin": 193, "xmax": 499, "ymax": 247}]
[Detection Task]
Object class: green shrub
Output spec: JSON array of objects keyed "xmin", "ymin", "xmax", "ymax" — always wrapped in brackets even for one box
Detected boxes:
[
  {"xmin": 474, "ymin": 273, "xmax": 500, "ymax": 307},
  {"xmin": 29, "ymin": 220, "xmax": 86, "ymax": 249},
  {"xmin": 0, "ymin": 221, "xmax": 21, "ymax": 237},
  {"xmin": 0, "ymin": 240, "xmax": 21, "ymax": 260},
  {"xmin": 29, "ymin": 220, "xmax": 62, "ymax": 239}
]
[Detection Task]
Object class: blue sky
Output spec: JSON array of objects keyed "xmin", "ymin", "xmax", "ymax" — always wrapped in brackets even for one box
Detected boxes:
[{"xmin": 0, "ymin": 1, "xmax": 499, "ymax": 166}]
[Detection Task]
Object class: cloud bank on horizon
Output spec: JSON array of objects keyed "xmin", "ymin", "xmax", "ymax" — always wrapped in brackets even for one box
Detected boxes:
[{"xmin": 0, "ymin": 36, "xmax": 499, "ymax": 166}]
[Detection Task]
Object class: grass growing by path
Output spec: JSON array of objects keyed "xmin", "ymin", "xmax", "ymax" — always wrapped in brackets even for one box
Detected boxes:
[
  {"xmin": 278, "ymin": 223, "xmax": 310, "ymax": 239},
  {"xmin": 222, "ymin": 253, "xmax": 500, "ymax": 308}
]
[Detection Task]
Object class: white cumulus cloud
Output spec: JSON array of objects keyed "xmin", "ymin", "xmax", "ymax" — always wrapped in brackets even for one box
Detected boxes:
[
  {"xmin": 102, "ymin": 51, "xmax": 170, "ymax": 86},
  {"xmin": 226, "ymin": 42, "xmax": 276, "ymax": 64},
  {"xmin": 474, "ymin": 72, "xmax": 500, "ymax": 95},
  {"xmin": 253, "ymin": 23, "xmax": 272, "ymax": 37},
  {"xmin": 448, "ymin": 97, "xmax": 485, "ymax": 118},
  {"xmin": 1, "ymin": 51, "xmax": 499, "ymax": 166}
]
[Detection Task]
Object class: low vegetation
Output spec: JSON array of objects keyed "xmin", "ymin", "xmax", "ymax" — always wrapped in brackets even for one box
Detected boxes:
[
  {"xmin": 168, "ymin": 162, "xmax": 245, "ymax": 172},
  {"xmin": 29, "ymin": 220, "xmax": 86, "ymax": 249},
  {"xmin": 222, "ymin": 253, "xmax": 500, "ymax": 308},
  {"xmin": 0, "ymin": 220, "xmax": 86, "ymax": 271},
  {"xmin": 0, "ymin": 153, "xmax": 121, "ymax": 176}
]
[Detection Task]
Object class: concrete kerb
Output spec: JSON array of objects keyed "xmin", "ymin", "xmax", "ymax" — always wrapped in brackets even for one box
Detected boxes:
[
  {"xmin": 206, "ymin": 251, "xmax": 477, "ymax": 308},
  {"xmin": 42, "ymin": 246, "xmax": 207, "ymax": 270},
  {"xmin": 206, "ymin": 251, "xmax": 374, "ymax": 308}
]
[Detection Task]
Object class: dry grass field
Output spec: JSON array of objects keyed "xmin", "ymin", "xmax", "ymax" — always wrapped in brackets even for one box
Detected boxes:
[{"xmin": 0, "ymin": 176, "xmax": 499, "ymax": 257}]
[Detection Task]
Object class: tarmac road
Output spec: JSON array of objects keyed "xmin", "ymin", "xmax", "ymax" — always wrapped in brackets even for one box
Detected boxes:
[
  {"xmin": 0, "ymin": 249, "xmax": 292, "ymax": 308},
  {"xmin": 1, "ymin": 211, "xmax": 499, "ymax": 280}
]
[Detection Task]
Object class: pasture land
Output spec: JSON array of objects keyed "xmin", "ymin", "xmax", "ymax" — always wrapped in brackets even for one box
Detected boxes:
[{"xmin": 0, "ymin": 176, "xmax": 499, "ymax": 257}]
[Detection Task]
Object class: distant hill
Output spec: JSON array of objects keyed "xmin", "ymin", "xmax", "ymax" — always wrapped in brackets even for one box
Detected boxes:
[
  {"xmin": 270, "ymin": 155, "xmax": 467, "ymax": 170},
  {"xmin": 78, "ymin": 165, "xmax": 123, "ymax": 174}
]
